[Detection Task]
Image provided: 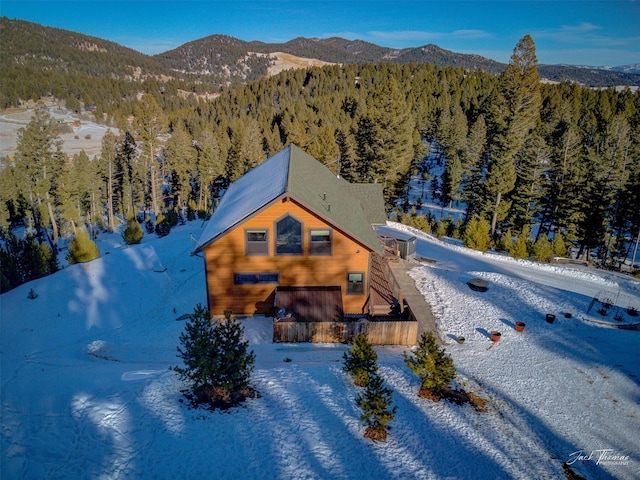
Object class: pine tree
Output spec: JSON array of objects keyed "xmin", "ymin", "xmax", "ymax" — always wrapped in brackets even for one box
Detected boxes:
[
  {"xmin": 484, "ymin": 35, "xmax": 541, "ymax": 237},
  {"xmin": 174, "ymin": 306, "xmax": 256, "ymax": 408},
  {"xmin": 116, "ymin": 131, "xmax": 139, "ymax": 216},
  {"xmin": 13, "ymin": 102, "xmax": 65, "ymax": 249},
  {"xmin": 531, "ymin": 234, "xmax": 553, "ymax": 262},
  {"xmin": 462, "ymin": 216, "xmax": 491, "ymax": 252},
  {"xmin": 509, "ymin": 131, "xmax": 549, "ymax": 232},
  {"xmin": 134, "ymin": 94, "xmax": 168, "ymax": 216},
  {"xmin": 356, "ymin": 76, "xmax": 415, "ymax": 201},
  {"xmin": 164, "ymin": 123, "xmax": 196, "ymax": 211},
  {"xmin": 435, "ymin": 218, "xmax": 448, "ymax": 238},
  {"xmin": 193, "ymin": 130, "xmax": 224, "ymax": 213},
  {"xmin": 551, "ymin": 233, "xmax": 568, "ymax": 258},
  {"xmin": 440, "ymin": 104, "xmax": 468, "ymax": 209},
  {"xmin": 155, "ymin": 211, "xmax": 171, "ymax": 237},
  {"xmin": 355, "ymin": 373, "xmax": 397, "ymax": 442},
  {"xmin": 404, "ymin": 332, "xmax": 456, "ymax": 400},
  {"xmin": 66, "ymin": 230, "xmax": 100, "ymax": 264},
  {"xmin": 508, "ymin": 226, "xmax": 530, "ymax": 259},
  {"xmin": 0, "ymin": 229, "xmax": 59, "ymax": 292},
  {"xmin": 461, "ymin": 115, "xmax": 487, "ymax": 219},
  {"xmin": 122, "ymin": 217, "xmax": 143, "ymax": 245},
  {"xmin": 343, "ymin": 333, "xmax": 378, "ymax": 387}
]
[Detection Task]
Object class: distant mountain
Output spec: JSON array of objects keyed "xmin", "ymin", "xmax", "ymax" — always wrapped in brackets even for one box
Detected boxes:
[
  {"xmin": 605, "ymin": 64, "xmax": 640, "ymax": 75},
  {"xmin": 0, "ymin": 17, "xmax": 170, "ymax": 79},
  {"xmin": 2, "ymin": 17, "xmax": 639, "ymax": 90},
  {"xmin": 157, "ymin": 35, "xmax": 507, "ymax": 78},
  {"xmin": 158, "ymin": 34, "xmax": 640, "ymax": 87}
]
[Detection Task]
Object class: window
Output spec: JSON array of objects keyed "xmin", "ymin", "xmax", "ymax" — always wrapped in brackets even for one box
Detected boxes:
[
  {"xmin": 309, "ymin": 229, "xmax": 332, "ymax": 255},
  {"xmin": 275, "ymin": 215, "xmax": 302, "ymax": 255},
  {"xmin": 346, "ymin": 272, "xmax": 364, "ymax": 295},
  {"xmin": 245, "ymin": 228, "xmax": 269, "ymax": 256},
  {"xmin": 234, "ymin": 272, "xmax": 280, "ymax": 285}
]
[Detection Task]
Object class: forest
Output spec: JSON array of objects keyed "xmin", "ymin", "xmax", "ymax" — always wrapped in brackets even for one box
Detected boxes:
[{"xmin": 1, "ymin": 34, "xmax": 639, "ymax": 292}]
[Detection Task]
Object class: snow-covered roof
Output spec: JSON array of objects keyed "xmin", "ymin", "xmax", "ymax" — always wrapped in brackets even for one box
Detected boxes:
[{"xmin": 193, "ymin": 144, "xmax": 384, "ymax": 254}]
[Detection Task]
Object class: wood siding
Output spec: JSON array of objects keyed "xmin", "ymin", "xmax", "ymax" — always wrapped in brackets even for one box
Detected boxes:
[
  {"xmin": 273, "ymin": 319, "xmax": 418, "ymax": 346},
  {"xmin": 202, "ymin": 197, "xmax": 372, "ymax": 315}
]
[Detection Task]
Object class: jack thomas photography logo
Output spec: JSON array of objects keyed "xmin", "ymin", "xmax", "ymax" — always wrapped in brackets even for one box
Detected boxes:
[{"xmin": 566, "ymin": 449, "xmax": 630, "ymax": 467}]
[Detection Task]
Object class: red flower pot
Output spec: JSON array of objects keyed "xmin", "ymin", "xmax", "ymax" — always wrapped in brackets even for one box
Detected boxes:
[
  {"xmin": 490, "ymin": 331, "xmax": 501, "ymax": 342},
  {"xmin": 515, "ymin": 321, "xmax": 526, "ymax": 332}
]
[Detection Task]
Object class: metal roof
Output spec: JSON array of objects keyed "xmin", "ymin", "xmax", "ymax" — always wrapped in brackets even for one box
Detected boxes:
[{"xmin": 193, "ymin": 144, "xmax": 384, "ymax": 254}]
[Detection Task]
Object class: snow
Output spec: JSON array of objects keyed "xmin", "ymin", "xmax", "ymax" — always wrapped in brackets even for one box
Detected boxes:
[
  {"xmin": 0, "ymin": 104, "xmax": 115, "ymax": 159},
  {"xmin": 194, "ymin": 147, "xmax": 289, "ymax": 252},
  {"xmin": 2, "ymin": 221, "xmax": 639, "ymax": 479}
]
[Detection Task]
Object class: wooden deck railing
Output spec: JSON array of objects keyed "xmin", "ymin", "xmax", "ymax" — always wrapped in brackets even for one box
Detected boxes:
[{"xmin": 273, "ymin": 318, "xmax": 418, "ymax": 345}]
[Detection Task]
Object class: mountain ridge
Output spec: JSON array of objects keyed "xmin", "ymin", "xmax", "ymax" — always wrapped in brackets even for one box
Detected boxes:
[{"xmin": 1, "ymin": 17, "xmax": 639, "ymax": 89}]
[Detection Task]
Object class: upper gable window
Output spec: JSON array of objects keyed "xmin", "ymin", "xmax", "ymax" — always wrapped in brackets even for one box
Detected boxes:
[
  {"xmin": 276, "ymin": 215, "xmax": 303, "ymax": 255},
  {"xmin": 309, "ymin": 229, "xmax": 332, "ymax": 256},
  {"xmin": 245, "ymin": 228, "xmax": 269, "ymax": 256}
]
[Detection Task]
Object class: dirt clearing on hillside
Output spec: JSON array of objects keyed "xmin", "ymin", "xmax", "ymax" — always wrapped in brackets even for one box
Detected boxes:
[{"xmin": 0, "ymin": 101, "xmax": 115, "ymax": 159}]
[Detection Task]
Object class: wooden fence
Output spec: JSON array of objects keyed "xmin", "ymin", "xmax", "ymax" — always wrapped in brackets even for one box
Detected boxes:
[{"xmin": 273, "ymin": 319, "xmax": 418, "ymax": 345}]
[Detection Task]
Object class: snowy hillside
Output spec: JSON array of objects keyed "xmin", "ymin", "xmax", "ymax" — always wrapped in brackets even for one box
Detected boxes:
[{"xmin": 1, "ymin": 221, "xmax": 639, "ymax": 479}]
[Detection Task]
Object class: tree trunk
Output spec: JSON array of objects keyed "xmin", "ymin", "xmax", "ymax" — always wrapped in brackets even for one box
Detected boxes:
[
  {"xmin": 47, "ymin": 200, "xmax": 58, "ymax": 249},
  {"xmin": 632, "ymin": 229, "xmax": 640, "ymax": 270},
  {"xmin": 151, "ymin": 165, "xmax": 159, "ymax": 216},
  {"xmin": 490, "ymin": 192, "xmax": 502, "ymax": 238},
  {"xmin": 107, "ymin": 159, "xmax": 115, "ymax": 232}
]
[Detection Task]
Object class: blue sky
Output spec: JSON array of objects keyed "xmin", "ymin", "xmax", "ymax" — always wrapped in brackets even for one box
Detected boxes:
[{"xmin": 2, "ymin": 1, "xmax": 639, "ymax": 66}]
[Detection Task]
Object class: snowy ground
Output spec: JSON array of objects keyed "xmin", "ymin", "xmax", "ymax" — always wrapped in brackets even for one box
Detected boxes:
[
  {"xmin": 1, "ymin": 221, "xmax": 639, "ymax": 479},
  {"xmin": 0, "ymin": 103, "xmax": 113, "ymax": 159}
]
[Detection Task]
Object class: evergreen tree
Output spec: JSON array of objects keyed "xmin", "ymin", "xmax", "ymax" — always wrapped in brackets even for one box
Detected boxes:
[
  {"xmin": 115, "ymin": 131, "xmax": 139, "ymax": 217},
  {"xmin": 404, "ymin": 332, "xmax": 456, "ymax": 400},
  {"xmin": 356, "ymin": 76, "xmax": 415, "ymax": 201},
  {"xmin": 531, "ymin": 234, "xmax": 553, "ymax": 262},
  {"xmin": 174, "ymin": 306, "xmax": 256, "ymax": 408},
  {"xmin": 13, "ymin": 102, "xmax": 65, "ymax": 249},
  {"xmin": 98, "ymin": 130, "xmax": 118, "ymax": 232},
  {"xmin": 134, "ymin": 94, "xmax": 168, "ymax": 216},
  {"xmin": 335, "ymin": 129, "xmax": 358, "ymax": 182},
  {"xmin": 440, "ymin": 104, "xmax": 468, "ymax": 208},
  {"xmin": 155, "ymin": 211, "xmax": 171, "ymax": 237},
  {"xmin": 0, "ymin": 229, "xmax": 59, "ymax": 292},
  {"xmin": 355, "ymin": 374, "xmax": 397, "ymax": 442},
  {"xmin": 435, "ymin": 218, "xmax": 449, "ymax": 238},
  {"xmin": 462, "ymin": 216, "xmax": 491, "ymax": 252},
  {"xmin": 193, "ymin": 130, "xmax": 225, "ymax": 213},
  {"xmin": 343, "ymin": 333, "xmax": 378, "ymax": 387},
  {"xmin": 122, "ymin": 217, "xmax": 143, "ymax": 245},
  {"xmin": 164, "ymin": 123, "xmax": 196, "ymax": 211},
  {"xmin": 308, "ymin": 125, "xmax": 339, "ymax": 171},
  {"xmin": 484, "ymin": 35, "xmax": 541, "ymax": 237},
  {"xmin": 508, "ymin": 226, "xmax": 530, "ymax": 259},
  {"xmin": 225, "ymin": 118, "xmax": 265, "ymax": 183},
  {"xmin": 509, "ymin": 131, "xmax": 549, "ymax": 232},
  {"xmin": 66, "ymin": 229, "xmax": 100, "ymax": 264},
  {"xmin": 461, "ymin": 114, "xmax": 487, "ymax": 217},
  {"xmin": 551, "ymin": 233, "xmax": 568, "ymax": 258}
]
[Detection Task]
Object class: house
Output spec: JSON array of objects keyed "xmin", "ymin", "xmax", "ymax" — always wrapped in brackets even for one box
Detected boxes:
[{"xmin": 192, "ymin": 144, "xmax": 393, "ymax": 321}]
